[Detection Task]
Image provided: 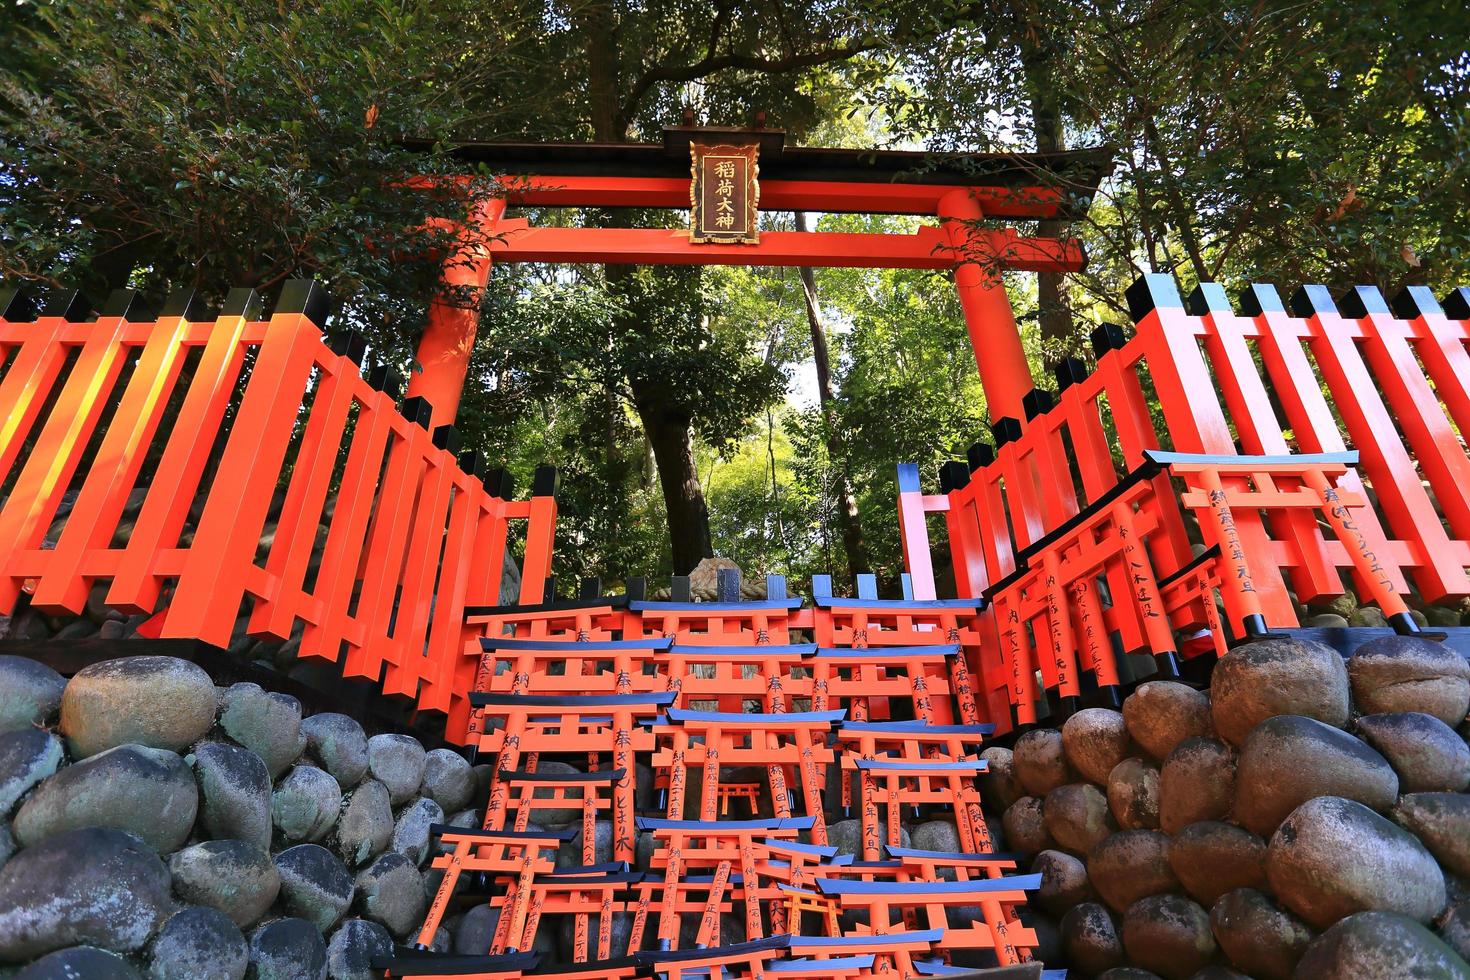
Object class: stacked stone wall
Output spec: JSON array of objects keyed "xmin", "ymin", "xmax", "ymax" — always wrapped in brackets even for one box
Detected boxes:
[
  {"xmin": 0, "ymin": 653, "xmax": 490, "ymax": 979},
  {"xmin": 992, "ymin": 635, "xmax": 1470, "ymax": 978}
]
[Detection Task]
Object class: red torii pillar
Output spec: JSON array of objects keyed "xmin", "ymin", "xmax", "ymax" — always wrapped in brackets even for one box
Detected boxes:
[
  {"xmin": 939, "ymin": 189, "xmax": 1033, "ymax": 423},
  {"xmin": 406, "ymin": 196, "xmax": 506, "ymax": 430}
]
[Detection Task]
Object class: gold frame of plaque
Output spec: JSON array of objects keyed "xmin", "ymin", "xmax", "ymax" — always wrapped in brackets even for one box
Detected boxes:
[{"xmin": 689, "ymin": 142, "xmax": 760, "ymax": 244}]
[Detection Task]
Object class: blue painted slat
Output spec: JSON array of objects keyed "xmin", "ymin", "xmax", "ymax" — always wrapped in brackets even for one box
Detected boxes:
[
  {"xmin": 811, "ymin": 593, "xmax": 981, "ymax": 608},
  {"xmin": 659, "ymin": 644, "xmax": 818, "ymax": 658},
  {"xmin": 480, "ymin": 636, "xmax": 673, "ymax": 651},
  {"xmin": 635, "ymin": 815, "xmax": 815, "ymax": 832},
  {"xmin": 838, "ymin": 720, "xmax": 995, "ymax": 736},
  {"xmin": 664, "ymin": 707, "xmax": 847, "ymax": 725},
  {"xmin": 816, "ymin": 873, "xmax": 1042, "ymax": 896},
  {"xmin": 790, "ymin": 929, "xmax": 944, "ymax": 948},
  {"xmin": 628, "ymin": 598, "xmax": 805, "ymax": 612},
  {"xmin": 469, "ymin": 692, "xmax": 677, "ymax": 708},
  {"xmin": 852, "ymin": 758, "xmax": 988, "ymax": 772},
  {"xmin": 769, "ymin": 955, "xmax": 876, "ymax": 972},
  {"xmin": 815, "ymin": 645, "xmax": 960, "ymax": 658}
]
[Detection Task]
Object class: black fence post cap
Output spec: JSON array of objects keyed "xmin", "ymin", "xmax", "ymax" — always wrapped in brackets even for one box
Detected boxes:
[
  {"xmin": 400, "ymin": 395, "xmax": 434, "ymax": 429},
  {"xmin": 532, "ymin": 464, "xmax": 559, "ymax": 497},
  {"xmin": 276, "ymin": 279, "xmax": 333, "ymax": 327},
  {"xmin": 967, "ymin": 442, "xmax": 994, "ymax": 472}
]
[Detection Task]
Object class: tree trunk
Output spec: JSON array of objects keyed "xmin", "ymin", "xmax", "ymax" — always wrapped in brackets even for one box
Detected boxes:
[
  {"xmin": 581, "ymin": 10, "xmax": 717, "ymax": 575},
  {"xmin": 794, "ymin": 212, "xmax": 869, "ymax": 582},
  {"xmin": 1021, "ymin": 44, "xmax": 1075, "ymax": 365},
  {"xmin": 633, "ymin": 387, "xmax": 714, "ymax": 574}
]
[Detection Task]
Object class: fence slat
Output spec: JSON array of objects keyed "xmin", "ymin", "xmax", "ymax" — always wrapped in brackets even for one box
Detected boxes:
[
  {"xmin": 164, "ymin": 311, "xmax": 322, "ymax": 645},
  {"xmin": 1294, "ymin": 287, "xmax": 1469, "ymax": 600},
  {"xmin": 298, "ymin": 393, "xmax": 394, "ymax": 663},
  {"xmin": 0, "ymin": 315, "xmax": 69, "ymax": 489},
  {"xmin": 247, "ymin": 349, "xmax": 360, "ymax": 640},
  {"xmin": 1189, "ymin": 286, "xmax": 1340, "ymax": 602},
  {"xmin": 381, "ymin": 451, "xmax": 457, "ymax": 697},
  {"xmin": 0, "ymin": 312, "xmax": 132, "ymax": 611},
  {"xmin": 107, "ymin": 308, "xmax": 255, "ymax": 613},
  {"xmin": 31, "ymin": 312, "xmax": 196, "ymax": 612}
]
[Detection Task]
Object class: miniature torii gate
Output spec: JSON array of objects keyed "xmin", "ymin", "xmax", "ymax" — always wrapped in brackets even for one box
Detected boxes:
[{"xmin": 404, "ymin": 126, "xmax": 1109, "ymax": 429}]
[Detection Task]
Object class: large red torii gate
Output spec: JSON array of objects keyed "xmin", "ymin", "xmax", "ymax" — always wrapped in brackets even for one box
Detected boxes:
[{"xmin": 406, "ymin": 127, "xmax": 1112, "ymax": 429}]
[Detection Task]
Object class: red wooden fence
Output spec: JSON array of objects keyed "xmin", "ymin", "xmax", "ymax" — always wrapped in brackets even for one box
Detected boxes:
[
  {"xmin": 0, "ymin": 282, "xmax": 555, "ymax": 740},
  {"xmin": 901, "ymin": 276, "xmax": 1470, "ymax": 730}
]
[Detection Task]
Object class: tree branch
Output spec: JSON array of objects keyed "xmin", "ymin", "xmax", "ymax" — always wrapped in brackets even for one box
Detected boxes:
[{"xmin": 619, "ymin": 37, "xmax": 883, "ymax": 126}]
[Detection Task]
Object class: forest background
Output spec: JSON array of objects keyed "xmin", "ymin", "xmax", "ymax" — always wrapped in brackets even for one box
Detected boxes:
[{"xmin": 2, "ymin": 0, "xmax": 1467, "ymax": 589}]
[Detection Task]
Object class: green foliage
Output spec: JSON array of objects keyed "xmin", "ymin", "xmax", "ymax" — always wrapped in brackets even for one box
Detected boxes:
[
  {"xmin": 0, "ymin": 0, "xmax": 528, "ymax": 358},
  {"xmin": 4, "ymin": 0, "xmax": 1466, "ymax": 591},
  {"xmin": 865, "ymin": 0, "xmax": 1470, "ymax": 334}
]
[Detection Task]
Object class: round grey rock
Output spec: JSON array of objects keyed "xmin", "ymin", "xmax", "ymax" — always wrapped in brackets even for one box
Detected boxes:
[
  {"xmin": 1167, "ymin": 821, "xmax": 1266, "ymax": 905},
  {"xmin": 1441, "ymin": 902, "xmax": 1470, "ymax": 963},
  {"xmin": 220, "ymin": 683, "xmax": 305, "ymax": 779},
  {"xmin": 1107, "ymin": 757, "xmax": 1160, "ymax": 830},
  {"xmin": 911, "ymin": 819, "xmax": 962, "ymax": 854},
  {"xmin": 0, "ymin": 728, "xmax": 62, "ymax": 814},
  {"xmin": 59, "ymin": 655, "xmax": 216, "ymax": 758},
  {"xmin": 821, "ymin": 817, "xmax": 909, "ymax": 858},
  {"xmin": 1392, "ymin": 792, "xmax": 1470, "ymax": 877},
  {"xmin": 1042, "ymin": 782, "xmax": 1114, "ymax": 855},
  {"xmin": 1033, "ymin": 849, "xmax": 1095, "ymax": 916},
  {"xmin": 1209, "ymin": 637, "xmax": 1349, "ymax": 745},
  {"xmin": 169, "ymin": 839, "xmax": 280, "ymax": 928},
  {"xmin": 13, "ymin": 743, "xmax": 198, "ymax": 852},
  {"xmin": 1348, "ymin": 635, "xmax": 1470, "ymax": 726},
  {"xmin": 193, "ymin": 741, "xmax": 272, "ymax": 849},
  {"xmin": 554, "ymin": 818, "xmax": 610, "ymax": 868},
  {"xmin": 1001, "ymin": 796, "xmax": 1052, "ymax": 857},
  {"xmin": 1267, "ymin": 796, "xmax": 1447, "ymax": 928},
  {"xmin": 557, "ymin": 910, "xmax": 633, "ymax": 961},
  {"xmin": 1158, "ymin": 737, "xmax": 1234, "ymax": 835},
  {"xmin": 325, "ymin": 918, "xmax": 393, "ymax": 980},
  {"xmin": 300, "ymin": 713, "xmax": 368, "ymax": 789},
  {"xmin": 1122, "ymin": 894, "xmax": 1215, "ymax": 980},
  {"xmin": 1061, "ymin": 902, "xmax": 1123, "ymax": 976},
  {"xmin": 272, "ymin": 766, "xmax": 343, "ymax": 843},
  {"xmin": 1088, "ymin": 830, "xmax": 1179, "ymax": 913},
  {"xmin": 335, "ymin": 779, "xmax": 393, "ymax": 867},
  {"xmin": 1123, "ymin": 681, "xmax": 1212, "ymax": 761},
  {"xmin": 1293, "ymin": 910, "xmax": 1470, "ymax": 979},
  {"xmin": 1234, "ymin": 714, "xmax": 1398, "ymax": 836},
  {"xmin": 1358, "ymin": 712, "xmax": 1470, "ymax": 793},
  {"xmin": 275, "ymin": 844, "xmax": 354, "ymax": 933},
  {"xmin": 248, "ymin": 918, "xmax": 327, "ymax": 980},
  {"xmin": 354, "ymin": 852, "xmax": 427, "ymax": 939},
  {"xmin": 390, "ymin": 796, "xmax": 444, "ymax": 867},
  {"xmin": 421, "ymin": 749, "xmax": 474, "ymax": 814},
  {"xmin": 1063, "ymin": 708, "xmax": 1133, "ymax": 784},
  {"xmin": 0, "ymin": 827, "xmax": 171, "ymax": 959},
  {"xmin": 1208, "ymin": 887, "xmax": 1312, "ymax": 980},
  {"xmin": 17, "ymin": 946, "xmax": 144, "ymax": 979},
  {"xmin": 514, "ymin": 760, "xmax": 584, "ymax": 826},
  {"xmin": 979, "ymin": 746, "xmax": 1023, "ymax": 813},
  {"xmin": 0, "ymin": 655, "xmax": 65, "ymax": 734},
  {"xmin": 149, "ymin": 906, "xmax": 248, "ymax": 980},
  {"xmin": 452, "ymin": 904, "xmax": 500, "ymax": 955},
  {"xmin": 366, "ymin": 735, "xmax": 426, "ymax": 806},
  {"xmin": 1013, "ymin": 728, "xmax": 1072, "ymax": 796}
]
